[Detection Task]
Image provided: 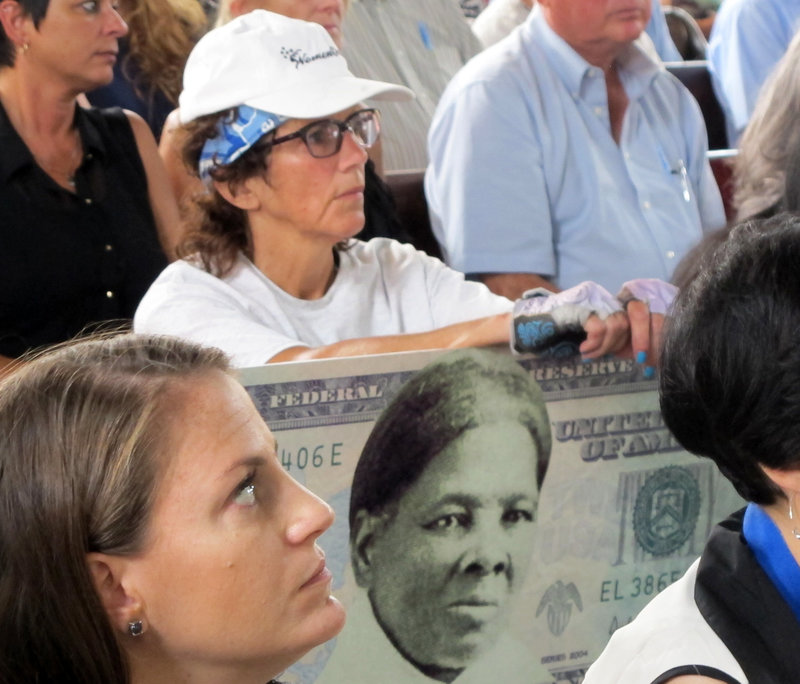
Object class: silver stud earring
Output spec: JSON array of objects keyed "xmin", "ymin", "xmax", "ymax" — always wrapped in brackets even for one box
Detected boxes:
[
  {"xmin": 127, "ymin": 620, "xmax": 144, "ymax": 637},
  {"xmin": 788, "ymin": 494, "xmax": 800, "ymax": 540},
  {"xmin": 21, "ymin": 42, "xmax": 29, "ymax": 54}
]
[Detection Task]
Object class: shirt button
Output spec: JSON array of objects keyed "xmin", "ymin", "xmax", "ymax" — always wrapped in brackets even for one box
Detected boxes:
[
  {"xmin": 593, "ymin": 106, "xmax": 603, "ymax": 116},
  {"xmin": 104, "ymin": 244, "xmax": 114, "ymax": 252},
  {"xmin": 624, "ymin": 152, "xmax": 631, "ymax": 160},
  {"xmin": 86, "ymin": 153, "xmax": 93, "ymax": 160},
  {"xmin": 666, "ymin": 250, "xmax": 676, "ymax": 259},
  {"xmin": 106, "ymin": 290, "xmax": 115, "ymax": 299},
  {"xmin": 643, "ymin": 200, "xmax": 651, "ymax": 210},
  {"xmin": 84, "ymin": 198, "xmax": 92, "ymax": 205}
]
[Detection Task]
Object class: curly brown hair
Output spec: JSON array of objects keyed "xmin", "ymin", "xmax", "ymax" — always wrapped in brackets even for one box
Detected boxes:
[
  {"xmin": 121, "ymin": 0, "xmax": 208, "ymax": 106},
  {"xmin": 178, "ymin": 108, "xmax": 276, "ymax": 277}
]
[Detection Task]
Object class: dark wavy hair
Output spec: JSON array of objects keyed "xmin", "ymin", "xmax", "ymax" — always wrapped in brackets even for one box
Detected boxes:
[
  {"xmin": 0, "ymin": 0, "xmax": 49, "ymax": 67},
  {"xmin": 178, "ymin": 108, "xmax": 274, "ymax": 277},
  {"xmin": 0, "ymin": 334, "xmax": 229, "ymax": 683},
  {"xmin": 660, "ymin": 213, "xmax": 800, "ymax": 504},
  {"xmin": 349, "ymin": 348, "xmax": 552, "ymax": 533}
]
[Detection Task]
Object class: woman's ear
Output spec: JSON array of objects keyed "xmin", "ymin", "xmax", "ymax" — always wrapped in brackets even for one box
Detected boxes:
[
  {"xmin": 0, "ymin": 0, "xmax": 30, "ymax": 48},
  {"xmin": 350, "ymin": 509, "xmax": 390, "ymax": 588},
  {"xmin": 760, "ymin": 464, "xmax": 800, "ymax": 497},
  {"xmin": 86, "ymin": 552, "xmax": 145, "ymax": 637},
  {"xmin": 213, "ymin": 178, "xmax": 261, "ymax": 212}
]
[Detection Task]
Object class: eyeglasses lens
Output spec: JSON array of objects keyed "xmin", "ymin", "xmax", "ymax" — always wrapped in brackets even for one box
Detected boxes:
[{"xmin": 304, "ymin": 111, "xmax": 379, "ymax": 158}]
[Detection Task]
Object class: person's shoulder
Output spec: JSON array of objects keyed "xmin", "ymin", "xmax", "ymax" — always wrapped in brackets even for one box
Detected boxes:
[
  {"xmin": 343, "ymin": 238, "xmax": 449, "ymax": 278},
  {"xmin": 585, "ymin": 560, "xmax": 745, "ymax": 683},
  {"xmin": 76, "ymin": 104, "xmax": 131, "ymax": 137},
  {"xmin": 439, "ymin": 28, "xmax": 537, "ymax": 104},
  {"xmin": 712, "ymin": 0, "xmax": 772, "ymax": 32},
  {"xmin": 344, "ymin": 237, "xmax": 422, "ymax": 262},
  {"xmin": 135, "ymin": 256, "xmax": 251, "ymax": 318},
  {"xmin": 152, "ymin": 255, "xmax": 243, "ymax": 286},
  {"xmin": 647, "ymin": 64, "xmax": 705, "ymax": 118}
]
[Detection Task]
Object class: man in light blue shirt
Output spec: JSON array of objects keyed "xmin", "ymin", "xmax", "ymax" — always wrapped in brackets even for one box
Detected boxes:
[
  {"xmin": 708, "ymin": 0, "xmax": 800, "ymax": 145},
  {"xmin": 425, "ymin": 0, "xmax": 725, "ymax": 297}
]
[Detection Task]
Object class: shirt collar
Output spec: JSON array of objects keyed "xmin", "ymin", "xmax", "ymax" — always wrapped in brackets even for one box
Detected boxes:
[
  {"xmin": 75, "ymin": 104, "xmax": 108, "ymax": 160},
  {"xmin": 743, "ymin": 502, "xmax": 800, "ymax": 623},
  {"xmin": 523, "ymin": 6, "xmax": 661, "ymax": 102},
  {"xmin": 0, "ymin": 101, "xmax": 108, "ymax": 185},
  {"xmin": 0, "ymin": 98, "xmax": 33, "ymax": 184}
]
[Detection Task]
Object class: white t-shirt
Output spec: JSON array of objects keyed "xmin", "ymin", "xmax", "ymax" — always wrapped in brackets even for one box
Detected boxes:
[{"xmin": 134, "ymin": 238, "xmax": 512, "ymax": 368}]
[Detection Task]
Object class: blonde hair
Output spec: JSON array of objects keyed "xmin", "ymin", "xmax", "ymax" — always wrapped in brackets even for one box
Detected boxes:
[
  {"xmin": 733, "ymin": 31, "xmax": 800, "ymax": 221},
  {"xmin": 122, "ymin": 0, "xmax": 208, "ymax": 106}
]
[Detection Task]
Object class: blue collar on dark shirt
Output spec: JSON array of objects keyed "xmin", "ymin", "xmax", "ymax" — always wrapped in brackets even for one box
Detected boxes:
[{"xmin": 743, "ymin": 502, "xmax": 800, "ymax": 623}]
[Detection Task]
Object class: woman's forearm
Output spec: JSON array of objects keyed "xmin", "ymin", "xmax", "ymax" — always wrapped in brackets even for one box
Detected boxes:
[{"xmin": 269, "ymin": 313, "xmax": 511, "ymax": 363}]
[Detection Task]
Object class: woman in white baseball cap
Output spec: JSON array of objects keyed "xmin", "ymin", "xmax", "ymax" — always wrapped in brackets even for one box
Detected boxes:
[
  {"xmin": 133, "ymin": 10, "xmax": 528, "ymax": 368},
  {"xmin": 157, "ymin": 0, "xmax": 411, "ymax": 245},
  {"xmin": 135, "ymin": 10, "xmax": 644, "ymax": 367}
]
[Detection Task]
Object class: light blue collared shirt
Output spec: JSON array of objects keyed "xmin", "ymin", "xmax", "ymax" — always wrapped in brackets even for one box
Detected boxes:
[
  {"xmin": 645, "ymin": 0, "xmax": 682, "ymax": 63},
  {"xmin": 425, "ymin": 8, "xmax": 725, "ymax": 293},
  {"xmin": 708, "ymin": 0, "xmax": 800, "ymax": 145}
]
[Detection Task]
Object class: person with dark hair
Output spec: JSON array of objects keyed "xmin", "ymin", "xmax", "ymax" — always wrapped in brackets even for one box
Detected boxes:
[
  {"xmin": 0, "ymin": 0, "xmax": 180, "ymax": 376},
  {"xmin": 585, "ymin": 213, "xmax": 800, "ymax": 683},
  {"xmin": 319, "ymin": 348, "xmax": 554, "ymax": 684},
  {"xmin": 0, "ymin": 333, "xmax": 345, "ymax": 683},
  {"xmin": 157, "ymin": 0, "xmax": 411, "ymax": 246}
]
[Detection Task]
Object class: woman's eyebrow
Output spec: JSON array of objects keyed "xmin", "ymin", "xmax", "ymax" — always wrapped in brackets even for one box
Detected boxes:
[
  {"xmin": 219, "ymin": 455, "xmax": 267, "ymax": 479},
  {"xmin": 500, "ymin": 493, "xmax": 537, "ymax": 507},
  {"xmin": 427, "ymin": 493, "xmax": 480, "ymax": 509}
]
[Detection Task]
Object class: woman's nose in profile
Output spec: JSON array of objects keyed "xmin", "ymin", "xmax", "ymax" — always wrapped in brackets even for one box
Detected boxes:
[{"xmin": 283, "ymin": 476, "xmax": 336, "ymax": 546}]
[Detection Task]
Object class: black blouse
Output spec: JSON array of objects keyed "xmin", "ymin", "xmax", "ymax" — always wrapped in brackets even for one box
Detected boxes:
[{"xmin": 0, "ymin": 103, "xmax": 167, "ymax": 358}]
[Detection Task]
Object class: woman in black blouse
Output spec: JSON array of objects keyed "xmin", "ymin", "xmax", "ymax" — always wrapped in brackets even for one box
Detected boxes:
[{"xmin": 0, "ymin": 0, "xmax": 180, "ymax": 374}]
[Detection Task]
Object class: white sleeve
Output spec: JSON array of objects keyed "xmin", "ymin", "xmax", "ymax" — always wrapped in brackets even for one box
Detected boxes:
[{"xmin": 419, "ymin": 249, "xmax": 514, "ymax": 325}]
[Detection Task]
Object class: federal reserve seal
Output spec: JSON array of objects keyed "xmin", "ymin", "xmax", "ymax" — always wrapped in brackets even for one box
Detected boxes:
[{"xmin": 633, "ymin": 466, "xmax": 700, "ymax": 556}]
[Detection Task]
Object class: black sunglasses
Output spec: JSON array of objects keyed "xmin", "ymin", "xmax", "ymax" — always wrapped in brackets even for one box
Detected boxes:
[{"xmin": 270, "ymin": 108, "xmax": 381, "ymax": 158}]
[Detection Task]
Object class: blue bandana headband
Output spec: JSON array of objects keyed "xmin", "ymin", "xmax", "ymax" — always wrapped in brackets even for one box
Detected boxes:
[{"xmin": 198, "ymin": 105, "xmax": 289, "ymax": 183}]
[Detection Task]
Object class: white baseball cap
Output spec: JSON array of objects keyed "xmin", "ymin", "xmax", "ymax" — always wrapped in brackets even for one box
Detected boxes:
[{"xmin": 179, "ymin": 9, "xmax": 414, "ymax": 124}]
